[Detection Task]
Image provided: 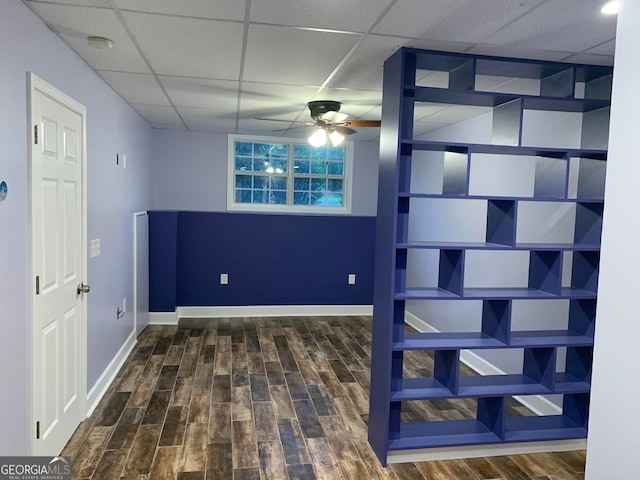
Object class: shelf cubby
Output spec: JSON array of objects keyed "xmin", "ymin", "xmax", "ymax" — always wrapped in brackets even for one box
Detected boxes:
[{"xmin": 371, "ymin": 47, "xmax": 610, "ymax": 464}]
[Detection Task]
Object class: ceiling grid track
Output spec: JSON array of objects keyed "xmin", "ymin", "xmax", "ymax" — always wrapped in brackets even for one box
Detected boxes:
[{"xmin": 234, "ymin": 0, "xmax": 253, "ymax": 133}]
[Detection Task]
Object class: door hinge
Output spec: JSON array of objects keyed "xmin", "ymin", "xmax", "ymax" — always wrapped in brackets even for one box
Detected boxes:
[
  {"xmin": 35, "ymin": 275, "xmax": 40, "ymax": 295},
  {"xmin": 34, "ymin": 125, "xmax": 39, "ymax": 145},
  {"xmin": 36, "ymin": 421, "xmax": 40, "ymax": 439}
]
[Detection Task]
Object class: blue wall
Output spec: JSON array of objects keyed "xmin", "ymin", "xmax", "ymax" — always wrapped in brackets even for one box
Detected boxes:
[{"xmin": 149, "ymin": 211, "xmax": 376, "ymax": 310}]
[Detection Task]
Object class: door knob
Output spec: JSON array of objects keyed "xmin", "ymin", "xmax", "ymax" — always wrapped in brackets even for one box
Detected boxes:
[{"xmin": 77, "ymin": 282, "xmax": 91, "ymax": 295}]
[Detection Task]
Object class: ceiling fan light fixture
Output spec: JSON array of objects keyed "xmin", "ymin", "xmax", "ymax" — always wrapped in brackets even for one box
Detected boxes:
[
  {"xmin": 329, "ymin": 130, "xmax": 345, "ymax": 147},
  {"xmin": 322, "ymin": 111, "xmax": 348, "ymax": 123},
  {"xmin": 308, "ymin": 128, "xmax": 327, "ymax": 147}
]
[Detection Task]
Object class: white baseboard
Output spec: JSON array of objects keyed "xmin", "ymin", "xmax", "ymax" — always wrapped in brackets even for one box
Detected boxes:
[
  {"xmin": 176, "ymin": 305, "xmax": 373, "ymax": 319},
  {"xmin": 148, "ymin": 311, "xmax": 178, "ymax": 325},
  {"xmin": 387, "ymin": 438, "xmax": 587, "ymax": 464},
  {"xmin": 86, "ymin": 330, "xmax": 136, "ymax": 417},
  {"xmin": 404, "ymin": 311, "xmax": 561, "ymax": 416}
]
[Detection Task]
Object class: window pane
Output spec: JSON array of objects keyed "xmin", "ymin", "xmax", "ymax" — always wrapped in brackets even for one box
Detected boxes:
[
  {"xmin": 311, "ymin": 192, "xmax": 326, "ymax": 205},
  {"xmin": 327, "ymin": 161, "xmax": 344, "ymax": 176},
  {"xmin": 253, "ymin": 159, "xmax": 269, "ymax": 172},
  {"xmin": 271, "ymin": 159, "xmax": 288, "ymax": 173},
  {"xmin": 327, "ymin": 193, "xmax": 343, "ymax": 206},
  {"xmin": 270, "ymin": 144, "xmax": 288, "ymax": 159},
  {"xmin": 236, "ymin": 174, "xmax": 252, "ymax": 189},
  {"xmin": 294, "ymin": 192, "xmax": 310, "ymax": 205},
  {"xmin": 235, "ymin": 141, "xmax": 252, "ymax": 156},
  {"xmin": 235, "ymin": 156, "xmax": 252, "ymax": 171},
  {"xmin": 311, "ymin": 161, "xmax": 327, "ymax": 175},
  {"xmin": 294, "ymin": 144, "xmax": 311, "ymax": 159},
  {"xmin": 254, "ymin": 143, "xmax": 271, "ymax": 157},
  {"xmin": 271, "ymin": 191, "xmax": 286, "ymax": 204},
  {"xmin": 311, "ymin": 178, "xmax": 327, "ymax": 191},
  {"xmin": 271, "ymin": 176, "xmax": 287, "ymax": 190},
  {"xmin": 328, "ymin": 179, "xmax": 343, "ymax": 192},
  {"xmin": 254, "ymin": 176, "xmax": 269, "ymax": 189},
  {"xmin": 328, "ymin": 147, "xmax": 345, "ymax": 161},
  {"xmin": 236, "ymin": 189, "xmax": 252, "ymax": 203},
  {"xmin": 294, "ymin": 177, "xmax": 309, "ymax": 190},
  {"xmin": 311, "ymin": 147, "xmax": 328, "ymax": 160},
  {"xmin": 253, "ymin": 190, "xmax": 268, "ymax": 203},
  {"xmin": 294, "ymin": 160, "xmax": 310, "ymax": 174}
]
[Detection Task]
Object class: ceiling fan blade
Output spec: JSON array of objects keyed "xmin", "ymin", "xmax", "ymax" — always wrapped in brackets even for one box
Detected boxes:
[
  {"xmin": 334, "ymin": 126, "xmax": 357, "ymax": 136},
  {"xmin": 346, "ymin": 120, "xmax": 382, "ymax": 127},
  {"xmin": 321, "ymin": 111, "xmax": 348, "ymax": 123}
]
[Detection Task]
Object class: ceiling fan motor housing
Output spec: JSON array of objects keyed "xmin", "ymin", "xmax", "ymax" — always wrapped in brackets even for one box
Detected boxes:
[{"xmin": 308, "ymin": 100, "xmax": 342, "ymax": 119}]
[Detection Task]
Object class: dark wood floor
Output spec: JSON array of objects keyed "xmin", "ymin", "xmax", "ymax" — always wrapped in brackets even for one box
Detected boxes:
[{"xmin": 62, "ymin": 316, "xmax": 586, "ymax": 479}]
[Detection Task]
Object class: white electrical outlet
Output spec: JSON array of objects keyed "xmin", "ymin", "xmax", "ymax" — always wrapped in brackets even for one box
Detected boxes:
[
  {"xmin": 122, "ymin": 298, "xmax": 127, "ymax": 313},
  {"xmin": 122, "ymin": 154, "xmax": 127, "ymax": 168},
  {"xmin": 90, "ymin": 239, "xmax": 101, "ymax": 258},
  {"xmin": 220, "ymin": 273, "xmax": 229, "ymax": 285},
  {"xmin": 348, "ymin": 274, "xmax": 356, "ymax": 285}
]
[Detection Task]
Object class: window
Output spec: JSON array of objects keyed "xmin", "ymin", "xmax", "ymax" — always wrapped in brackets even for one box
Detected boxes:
[{"xmin": 228, "ymin": 134, "xmax": 352, "ymax": 213}]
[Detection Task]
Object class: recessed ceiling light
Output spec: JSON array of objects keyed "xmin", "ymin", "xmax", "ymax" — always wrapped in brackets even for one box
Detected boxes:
[
  {"xmin": 600, "ymin": 1, "xmax": 620, "ymax": 15},
  {"xmin": 87, "ymin": 36, "xmax": 114, "ymax": 49}
]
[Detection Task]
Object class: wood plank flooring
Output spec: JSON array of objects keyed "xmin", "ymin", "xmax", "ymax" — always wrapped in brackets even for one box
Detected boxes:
[{"xmin": 62, "ymin": 316, "xmax": 586, "ymax": 479}]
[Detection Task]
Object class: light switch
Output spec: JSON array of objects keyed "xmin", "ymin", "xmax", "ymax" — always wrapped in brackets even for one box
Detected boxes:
[
  {"xmin": 90, "ymin": 239, "xmax": 101, "ymax": 258},
  {"xmin": 348, "ymin": 274, "xmax": 356, "ymax": 285},
  {"xmin": 220, "ymin": 273, "xmax": 229, "ymax": 285}
]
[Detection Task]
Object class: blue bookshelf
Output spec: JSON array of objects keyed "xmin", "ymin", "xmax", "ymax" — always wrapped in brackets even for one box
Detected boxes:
[{"xmin": 368, "ymin": 48, "xmax": 611, "ymax": 465}]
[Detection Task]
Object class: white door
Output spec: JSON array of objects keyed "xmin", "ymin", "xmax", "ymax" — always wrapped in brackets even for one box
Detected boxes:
[{"xmin": 30, "ymin": 74, "xmax": 87, "ymax": 456}]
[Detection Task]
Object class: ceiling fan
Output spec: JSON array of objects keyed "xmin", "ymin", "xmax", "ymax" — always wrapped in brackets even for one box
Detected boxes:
[{"xmin": 256, "ymin": 100, "xmax": 381, "ymax": 147}]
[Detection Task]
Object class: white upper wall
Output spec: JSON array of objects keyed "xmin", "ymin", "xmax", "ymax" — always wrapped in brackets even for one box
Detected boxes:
[
  {"xmin": 151, "ymin": 129, "xmax": 380, "ymax": 216},
  {"xmin": 0, "ymin": 0, "xmax": 153, "ymax": 455}
]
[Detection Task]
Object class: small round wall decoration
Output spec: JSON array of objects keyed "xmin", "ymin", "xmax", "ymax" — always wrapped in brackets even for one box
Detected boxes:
[{"xmin": 0, "ymin": 181, "xmax": 7, "ymax": 202}]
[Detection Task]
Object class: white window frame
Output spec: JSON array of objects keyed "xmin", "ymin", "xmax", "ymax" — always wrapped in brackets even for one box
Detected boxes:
[{"xmin": 227, "ymin": 133, "xmax": 353, "ymax": 214}]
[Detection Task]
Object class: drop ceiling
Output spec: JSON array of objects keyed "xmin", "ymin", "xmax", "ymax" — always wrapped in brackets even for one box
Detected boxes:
[{"xmin": 23, "ymin": 0, "xmax": 616, "ymax": 141}]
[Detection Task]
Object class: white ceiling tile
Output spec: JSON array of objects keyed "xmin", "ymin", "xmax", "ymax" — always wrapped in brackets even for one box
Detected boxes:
[
  {"xmin": 467, "ymin": 44, "xmax": 572, "ymax": 62},
  {"xmin": 243, "ymin": 24, "xmax": 361, "ymax": 85},
  {"xmin": 160, "ymin": 76, "xmax": 239, "ymax": 109},
  {"xmin": 236, "ymin": 118, "xmax": 303, "ymax": 136},
  {"xmin": 413, "ymin": 121, "xmax": 449, "ymax": 136},
  {"xmin": 423, "ymin": 105, "xmax": 491, "ymax": 124},
  {"xmin": 475, "ymin": 75, "xmax": 540, "ymax": 95},
  {"xmin": 250, "ymin": 0, "xmax": 394, "ymax": 33},
  {"xmin": 316, "ymin": 87, "xmax": 381, "ymax": 107},
  {"xmin": 122, "ymin": 12, "xmax": 243, "ymax": 79},
  {"xmin": 131, "ymin": 103, "xmax": 182, "ymax": 124},
  {"xmin": 27, "ymin": 2, "xmax": 150, "ymax": 73},
  {"xmin": 483, "ymin": 0, "xmax": 617, "ymax": 54},
  {"xmin": 374, "ymin": 0, "xmax": 546, "ymax": 43},
  {"xmin": 177, "ymin": 107, "xmax": 238, "ymax": 132},
  {"xmin": 325, "ymin": 35, "xmax": 401, "ymax": 91},
  {"xmin": 562, "ymin": 53, "xmax": 615, "ymax": 67},
  {"xmin": 414, "ymin": 104, "xmax": 447, "ymax": 121},
  {"xmin": 585, "ymin": 39, "xmax": 616, "ymax": 56},
  {"xmin": 151, "ymin": 123, "xmax": 187, "ymax": 131},
  {"xmin": 28, "ymin": 0, "xmax": 111, "ymax": 7},
  {"xmin": 112, "ymin": 0, "xmax": 246, "ymax": 21},
  {"xmin": 99, "ymin": 71, "xmax": 170, "ymax": 105},
  {"xmin": 239, "ymin": 82, "xmax": 319, "ymax": 119}
]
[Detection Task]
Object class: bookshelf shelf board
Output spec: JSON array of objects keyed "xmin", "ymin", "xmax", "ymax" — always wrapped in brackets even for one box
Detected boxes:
[{"xmin": 388, "ymin": 420, "xmax": 502, "ymax": 450}]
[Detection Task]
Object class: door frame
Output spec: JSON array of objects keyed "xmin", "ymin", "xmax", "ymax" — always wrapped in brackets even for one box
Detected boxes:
[
  {"xmin": 133, "ymin": 210, "xmax": 148, "ymax": 336},
  {"xmin": 28, "ymin": 73, "xmax": 88, "ymax": 454}
]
